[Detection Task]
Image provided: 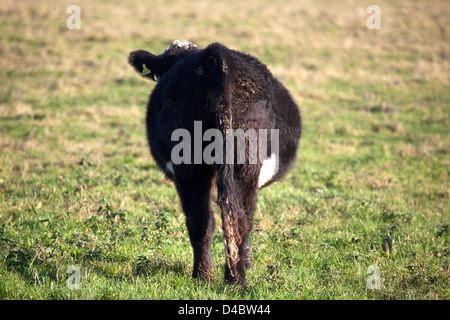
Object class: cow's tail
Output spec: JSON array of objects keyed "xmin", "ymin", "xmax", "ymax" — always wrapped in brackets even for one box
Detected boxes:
[{"xmin": 202, "ymin": 43, "xmax": 243, "ymax": 282}]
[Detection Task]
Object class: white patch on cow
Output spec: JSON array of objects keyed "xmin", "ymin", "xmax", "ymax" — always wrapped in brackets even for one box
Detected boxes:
[
  {"xmin": 166, "ymin": 161, "xmax": 174, "ymax": 175},
  {"xmin": 174, "ymin": 39, "xmax": 196, "ymax": 49},
  {"xmin": 258, "ymin": 153, "xmax": 278, "ymax": 188},
  {"xmin": 162, "ymin": 40, "xmax": 197, "ymax": 54}
]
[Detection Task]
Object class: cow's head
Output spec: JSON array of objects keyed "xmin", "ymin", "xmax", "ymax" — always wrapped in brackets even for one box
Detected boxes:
[{"xmin": 128, "ymin": 40, "xmax": 198, "ymax": 81}]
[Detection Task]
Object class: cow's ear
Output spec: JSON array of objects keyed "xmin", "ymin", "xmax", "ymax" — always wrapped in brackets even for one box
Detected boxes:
[{"xmin": 128, "ymin": 50, "xmax": 158, "ymax": 81}]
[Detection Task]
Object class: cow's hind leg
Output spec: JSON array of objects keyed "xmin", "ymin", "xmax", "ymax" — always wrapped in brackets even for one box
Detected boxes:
[
  {"xmin": 175, "ymin": 165, "xmax": 215, "ymax": 281},
  {"xmin": 242, "ymin": 189, "xmax": 258, "ymax": 270},
  {"xmin": 217, "ymin": 165, "xmax": 259, "ymax": 287}
]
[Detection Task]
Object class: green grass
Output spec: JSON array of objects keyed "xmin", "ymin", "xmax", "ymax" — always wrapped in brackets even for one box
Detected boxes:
[{"xmin": 0, "ymin": 0, "xmax": 449, "ymax": 299}]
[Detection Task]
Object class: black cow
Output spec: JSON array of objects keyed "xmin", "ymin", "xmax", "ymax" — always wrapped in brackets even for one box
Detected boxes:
[{"xmin": 128, "ymin": 40, "xmax": 302, "ymax": 287}]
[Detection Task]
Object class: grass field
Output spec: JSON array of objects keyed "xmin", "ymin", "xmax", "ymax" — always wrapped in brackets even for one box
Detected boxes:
[{"xmin": 0, "ymin": 0, "xmax": 449, "ymax": 300}]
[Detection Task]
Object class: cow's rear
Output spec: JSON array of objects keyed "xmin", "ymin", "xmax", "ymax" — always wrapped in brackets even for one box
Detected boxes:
[{"xmin": 128, "ymin": 41, "xmax": 301, "ymax": 287}]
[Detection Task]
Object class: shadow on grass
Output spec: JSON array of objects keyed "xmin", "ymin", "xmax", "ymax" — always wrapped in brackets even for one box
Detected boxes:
[{"xmin": 134, "ymin": 253, "xmax": 188, "ymax": 278}]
